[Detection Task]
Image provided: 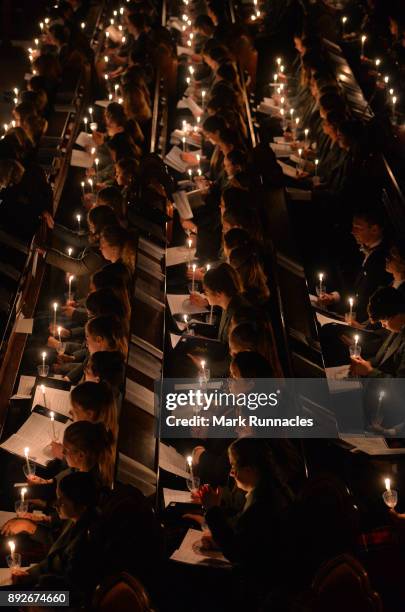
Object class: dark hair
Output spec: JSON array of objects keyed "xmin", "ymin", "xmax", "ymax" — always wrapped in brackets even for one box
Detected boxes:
[
  {"xmin": 217, "ymin": 62, "xmax": 239, "ymax": 84},
  {"xmin": 115, "ymin": 157, "xmax": 139, "ymax": 181},
  {"xmin": 88, "ymin": 351, "xmax": 125, "ymax": 390},
  {"xmin": 101, "ymin": 225, "xmax": 138, "ymax": 272},
  {"xmin": 49, "ymin": 23, "xmax": 69, "ymax": 45},
  {"xmin": 229, "ymin": 245, "xmax": 269, "ymax": 301},
  {"xmin": 231, "ymin": 304, "xmax": 265, "ymax": 328},
  {"xmin": 224, "ymin": 228, "xmax": 252, "ymax": 252},
  {"xmin": 86, "ymin": 315, "xmax": 128, "ymax": 356},
  {"xmin": 92, "ymin": 264, "xmax": 131, "ymax": 292},
  {"xmin": 204, "ymin": 45, "xmax": 229, "ymax": 64},
  {"xmin": 203, "ymin": 262, "xmax": 242, "ymax": 297},
  {"xmin": 107, "ymin": 137, "xmax": 136, "ymax": 162},
  {"xmin": 87, "ymin": 205, "xmax": 119, "ymax": 238},
  {"xmin": 222, "ymin": 187, "xmax": 250, "ymax": 210},
  {"xmin": 86, "ymin": 287, "xmax": 129, "ymax": 322},
  {"xmin": 14, "ymin": 102, "xmax": 37, "ymax": 121},
  {"xmin": 128, "ymin": 12, "xmax": 147, "ymax": 30},
  {"xmin": 229, "ymin": 322, "xmax": 272, "ymax": 362},
  {"xmin": 227, "ymin": 149, "xmax": 246, "ymax": 168},
  {"xmin": 70, "ymin": 381, "xmax": 117, "ymax": 438},
  {"xmin": 319, "ymin": 93, "xmax": 346, "ymax": 114},
  {"xmin": 106, "ymin": 102, "xmax": 126, "ymax": 126},
  {"xmin": 352, "ymin": 207, "xmax": 385, "ymax": 228},
  {"xmin": 368, "ymin": 287, "xmax": 405, "ymax": 321},
  {"xmin": 231, "ymin": 351, "xmax": 274, "ymax": 377},
  {"xmin": 97, "ymin": 187, "xmax": 125, "ymax": 219},
  {"xmin": 195, "ymin": 14, "xmax": 215, "ymax": 33},
  {"xmin": 203, "ymin": 115, "xmax": 227, "ymax": 134},
  {"xmin": 58, "ymin": 471, "xmax": 98, "ymax": 508}
]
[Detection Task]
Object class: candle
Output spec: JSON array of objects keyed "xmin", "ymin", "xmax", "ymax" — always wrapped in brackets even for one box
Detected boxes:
[
  {"xmin": 361, "ymin": 34, "xmax": 367, "ymax": 57},
  {"xmin": 183, "ymin": 314, "xmax": 189, "ymax": 331},
  {"xmin": 182, "ymin": 136, "xmax": 186, "ymax": 153},
  {"xmin": 201, "ymin": 89, "xmax": 206, "ymax": 109},
  {"xmin": 24, "ymin": 447, "xmax": 30, "ymax": 473},
  {"xmin": 392, "ymin": 96, "xmax": 397, "ymax": 120},
  {"xmin": 42, "ymin": 351, "xmax": 46, "ymax": 368},
  {"xmin": 21, "ymin": 487, "xmax": 27, "ymax": 503},
  {"xmin": 341, "ymin": 15, "xmax": 347, "ymax": 35},
  {"xmin": 50, "ymin": 411, "xmax": 56, "ymax": 440},
  {"xmin": 315, "ymin": 159, "xmax": 319, "ymax": 176},
  {"xmin": 297, "ymin": 148, "xmax": 303, "ymax": 174},
  {"xmin": 289, "ymin": 108, "xmax": 295, "ymax": 121},
  {"xmin": 191, "ymin": 264, "xmax": 196, "ymax": 293},
  {"xmin": 304, "ymin": 128, "xmax": 309, "ymax": 148},
  {"xmin": 95, "ymin": 157, "xmax": 99, "ymax": 182},
  {"xmin": 276, "ymin": 57, "xmax": 281, "ymax": 66},
  {"xmin": 81, "ymin": 22, "xmax": 86, "ymax": 30},
  {"xmin": 348, "ymin": 297, "xmax": 354, "ymax": 322},
  {"xmin": 187, "ymin": 168, "xmax": 193, "ymax": 180},
  {"xmin": 114, "ymin": 83, "xmax": 119, "ymax": 99},
  {"xmin": 187, "ymin": 238, "xmax": 193, "ymax": 263},
  {"xmin": 187, "ymin": 455, "xmax": 193, "ymax": 478},
  {"xmin": 318, "ymin": 273, "xmax": 324, "ymax": 296},
  {"xmin": 39, "ymin": 21, "xmax": 44, "ymax": 31},
  {"xmin": 89, "ymin": 107, "xmax": 93, "ymax": 122},
  {"xmin": 81, "ymin": 181, "xmax": 85, "ymax": 197},
  {"xmin": 273, "ymin": 73, "xmax": 278, "ymax": 85},
  {"xmin": 209, "ymin": 304, "xmax": 214, "ymax": 325},
  {"xmin": 76, "ymin": 214, "xmax": 81, "ymax": 233},
  {"xmin": 68, "ymin": 275, "xmax": 74, "ymax": 302},
  {"xmin": 41, "ymin": 384, "xmax": 46, "ymax": 408},
  {"xmin": 8, "ymin": 541, "xmax": 15, "ymax": 563},
  {"xmin": 84, "ymin": 117, "xmax": 88, "ymax": 133},
  {"xmin": 385, "ymin": 478, "xmax": 391, "ymax": 492},
  {"xmin": 53, "ymin": 302, "xmax": 58, "ymax": 337}
]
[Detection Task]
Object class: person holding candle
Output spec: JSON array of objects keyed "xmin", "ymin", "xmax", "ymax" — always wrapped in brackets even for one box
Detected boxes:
[{"xmin": 350, "ymin": 287, "xmax": 405, "ymax": 378}]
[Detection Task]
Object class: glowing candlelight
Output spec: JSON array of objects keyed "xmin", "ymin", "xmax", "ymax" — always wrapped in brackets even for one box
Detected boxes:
[
  {"xmin": 348, "ymin": 297, "xmax": 354, "ymax": 321},
  {"xmin": 88, "ymin": 107, "xmax": 93, "ymax": 122},
  {"xmin": 21, "ymin": 487, "xmax": 27, "ymax": 503},
  {"xmin": 341, "ymin": 15, "xmax": 347, "ymax": 35},
  {"xmin": 385, "ymin": 478, "xmax": 391, "ymax": 492},
  {"xmin": 361, "ymin": 34, "xmax": 367, "ymax": 56},
  {"xmin": 68, "ymin": 247, "xmax": 73, "ymax": 257},
  {"xmin": 83, "ymin": 117, "xmax": 88, "ymax": 132},
  {"xmin": 315, "ymin": 159, "xmax": 319, "ymax": 176},
  {"xmin": 76, "ymin": 214, "xmax": 81, "ymax": 233},
  {"xmin": 318, "ymin": 273, "xmax": 324, "ymax": 296},
  {"xmin": 191, "ymin": 263, "xmax": 196, "ymax": 293},
  {"xmin": 354, "ymin": 334, "xmax": 359, "ymax": 347},
  {"xmin": 182, "ymin": 136, "xmax": 186, "ymax": 152},
  {"xmin": 81, "ymin": 22, "xmax": 86, "ymax": 30},
  {"xmin": 68, "ymin": 275, "xmax": 74, "ymax": 302},
  {"xmin": 50, "ymin": 411, "xmax": 56, "ymax": 440},
  {"xmin": 42, "ymin": 351, "xmax": 46, "ymax": 368},
  {"xmin": 24, "ymin": 447, "xmax": 30, "ymax": 473},
  {"xmin": 95, "ymin": 157, "xmax": 99, "ymax": 182},
  {"xmin": 8, "ymin": 541, "xmax": 15, "ymax": 563},
  {"xmin": 88, "ymin": 177, "xmax": 94, "ymax": 192},
  {"xmin": 53, "ymin": 302, "xmax": 58, "ymax": 337},
  {"xmin": 304, "ymin": 128, "xmax": 309, "ymax": 148}
]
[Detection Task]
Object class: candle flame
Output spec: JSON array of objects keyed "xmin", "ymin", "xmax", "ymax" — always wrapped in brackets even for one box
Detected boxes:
[
  {"xmin": 385, "ymin": 478, "xmax": 391, "ymax": 491},
  {"xmin": 187, "ymin": 455, "xmax": 192, "ymax": 466},
  {"xmin": 24, "ymin": 447, "xmax": 29, "ymax": 458},
  {"xmin": 8, "ymin": 540, "xmax": 15, "ymax": 554}
]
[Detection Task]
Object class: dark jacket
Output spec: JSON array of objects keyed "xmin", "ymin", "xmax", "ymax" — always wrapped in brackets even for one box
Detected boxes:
[
  {"xmin": 218, "ymin": 294, "xmax": 249, "ymax": 344},
  {"xmin": 369, "ymin": 327, "xmax": 405, "ymax": 378},
  {"xmin": 351, "ymin": 243, "xmax": 392, "ymax": 321}
]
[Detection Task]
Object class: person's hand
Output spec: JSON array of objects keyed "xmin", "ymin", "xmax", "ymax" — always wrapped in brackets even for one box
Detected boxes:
[
  {"xmin": 180, "ymin": 219, "xmax": 198, "ymax": 234},
  {"xmin": 47, "ymin": 336, "xmax": 60, "ymax": 349},
  {"xmin": 1, "ymin": 519, "xmax": 36, "ymax": 536},
  {"xmin": 17, "ymin": 512, "xmax": 51, "ymax": 523},
  {"xmin": 11, "ymin": 568, "xmax": 30, "ymax": 585},
  {"xmin": 181, "ymin": 152, "xmax": 199, "ymax": 166},
  {"xmin": 348, "ymin": 319, "xmax": 365, "ymax": 330},
  {"xmin": 92, "ymin": 131, "xmax": 104, "ymax": 146},
  {"xmin": 49, "ymin": 324, "xmax": 70, "ymax": 337},
  {"xmin": 350, "ymin": 356, "xmax": 373, "ymax": 376},
  {"xmin": 42, "ymin": 210, "xmax": 54, "ymax": 229},
  {"xmin": 56, "ymin": 354, "xmax": 75, "ymax": 363},
  {"xmin": 26, "ymin": 474, "xmax": 51, "ymax": 485},
  {"xmin": 389, "ymin": 509, "xmax": 405, "ymax": 524},
  {"xmin": 186, "ymin": 267, "xmax": 205, "ymax": 282},
  {"xmin": 182, "ymin": 513, "xmax": 205, "ymax": 524},
  {"xmin": 317, "ymin": 292, "xmax": 337, "ymax": 307},
  {"xmin": 189, "ymin": 293, "xmax": 208, "ymax": 307},
  {"xmin": 200, "ymin": 533, "xmax": 219, "ymax": 550},
  {"xmin": 51, "ymin": 441, "xmax": 64, "ymax": 459},
  {"xmin": 199, "ymin": 484, "xmax": 221, "ymax": 510}
]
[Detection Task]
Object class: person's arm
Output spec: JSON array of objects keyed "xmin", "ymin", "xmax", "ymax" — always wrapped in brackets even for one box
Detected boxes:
[{"xmin": 45, "ymin": 248, "xmax": 104, "ymax": 276}]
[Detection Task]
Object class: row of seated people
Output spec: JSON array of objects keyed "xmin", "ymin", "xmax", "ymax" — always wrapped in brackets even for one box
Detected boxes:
[{"xmin": 0, "ymin": 1, "xmax": 168, "ymax": 610}]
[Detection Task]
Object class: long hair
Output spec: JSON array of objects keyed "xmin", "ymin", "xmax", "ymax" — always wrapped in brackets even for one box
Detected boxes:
[
  {"xmin": 86, "ymin": 315, "xmax": 128, "ymax": 357},
  {"xmin": 63, "ymin": 421, "xmax": 115, "ymax": 487},
  {"xmin": 203, "ymin": 262, "xmax": 243, "ymax": 298},
  {"xmin": 229, "ymin": 245, "xmax": 270, "ymax": 302},
  {"xmin": 70, "ymin": 381, "xmax": 118, "ymax": 442},
  {"xmin": 0, "ymin": 158, "xmax": 24, "ymax": 188},
  {"xmin": 101, "ymin": 225, "xmax": 138, "ymax": 273}
]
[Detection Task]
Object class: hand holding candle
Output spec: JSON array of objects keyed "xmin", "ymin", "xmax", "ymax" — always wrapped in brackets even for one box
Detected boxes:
[{"xmin": 383, "ymin": 477, "xmax": 398, "ymax": 509}]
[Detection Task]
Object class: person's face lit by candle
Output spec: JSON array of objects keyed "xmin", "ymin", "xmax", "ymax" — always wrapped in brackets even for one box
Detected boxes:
[
  {"xmin": 55, "ymin": 485, "xmax": 82, "ymax": 521},
  {"xmin": 203, "ymin": 128, "xmax": 221, "ymax": 146},
  {"xmin": 386, "ymin": 246, "xmax": 405, "ymax": 279},
  {"xmin": 351, "ymin": 215, "xmax": 383, "ymax": 248},
  {"xmin": 99, "ymin": 235, "xmax": 120, "ymax": 263},
  {"xmin": 228, "ymin": 448, "xmax": 259, "ymax": 492},
  {"xmin": 85, "ymin": 328, "xmax": 109, "ymax": 354},
  {"xmin": 202, "ymin": 284, "xmax": 222, "ymax": 307}
]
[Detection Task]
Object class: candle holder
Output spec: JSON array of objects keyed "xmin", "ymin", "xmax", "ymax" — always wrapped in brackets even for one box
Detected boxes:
[
  {"xmin": 37, "ymin": 365, "xmax": 49, "ymax": 377},
  {"xmin": 344, "ymin": 311, "xmax": 357, "ymax": 325},
  {"xmin": 382, "ymin": 489, "xmax": 398, "ymax": 509},
  {"xmin": 6, "ymin": 553, "xmax": 21, "ymax": 570},
  {"xmin": 349, "ymin": 343, "xmax": 361, "ymax": 359},
  {"xmin": 14, "ymin": 501, "xmax": 28, "ymax": 517}
]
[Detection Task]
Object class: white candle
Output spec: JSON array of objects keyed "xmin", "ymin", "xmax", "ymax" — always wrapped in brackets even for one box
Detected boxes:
[
  {"xmin": 341, "ymin": 15, "xmax": 347, "ymax": 35},
  {"xmin": 39, "ymin": 21, "xmax": 44, "ymax": 31},
  {"xmin": 392, "ymin": 96, "xmax": 397, "ymax": 119},
  {"xmin": 68, "ymin": 275, "xmax": 74, "ymax": 302},
  {"xmin": 209, "ymin": 304, "xmax": 214, "ymax": 325},
  {"xmin": 95, "ymin": 157, "xmax": 99, "ymax": 182},
  {"xmin": 57, "ymin": 326, "xmax": 62, "ymax": 345},
  {"xmin": 201, "ymin": 89, "xmax": 206, "ymax": 109},
  {"xmin": 385, "ymin": 478, "xmax": 391, "ymax": 492},
  {"xmin": 348, "ymin": 297, "xmax": 354, "ymax": 321},
  {"xmin": 89, "ymin": 107, "xmax": 93, "ymax": 122},
  {"xmin": 354, "ymin": 334, "xmax": 359, "ymax": 347},
  {"xmin": 24, "ymin": 447, "xmax": 30, "ymax": 473},
  {"xmin": 187, "ymin": 455, "xmax": 193, "ymax": 478},
  {"xmin": 76, "ymin": 214, "xmax": 81, "ymax": 233},
  {"xmin": 182, "ymin": 136, "xmax": 186, "ymax": 152},
  {"xmin": 304, "ymin": 128, "xmax": 309, "ymax": 148},
  {"xmin": 183, "ymin": 314, "xmax": 189, "ymax": 331},
  {"xmin": 315, "ymin": 159, "xmax": 319, "ymax": 176},
  {"xmin": 361, "ymin": 35, "xmax": 366, "ymax": 56},
  {"xmin": 8, "ymin": 540, "xmax": 15, "ymax": 563},
  {"xmin": 318, "ymin": 273, "xmax": 324, "ymax": 295},
  {"xmin": 187, "ymin": 238, "xmax": 193, "ymax": 263},
  {"xmin": 68, "ymin": 247, "xmax": 73, "ymax": 257},
  {"xmin": 84, "ymin": 117, "xmax": 88, "ymax": 133},
  {"xmin": 276, "ymin": 57, "xmax": 282, "ymax": 66},
  {"xmin": 42, "ymin": 351, "xmax": 46, "ymax": 368},
  {"xmin": 21, "ymin": 487, "xmax": 27, "ymax": 503},
  {"xmin": 191, "ymin": 264, "xmax": 196, "ymax": 293},
  {"xmin": 273, "ymin": 73, "xmax": 278, "ymax": 84},
  {"xmin": 81, "ymin": 181, "xmax": 85, "ymax": 196},
  {"xmin": 50, "ymin": 411, "xmax": 56, "ymax": 440},
  {"xmin": 81, "ymin": 22, "xmax": 86, "ymax": 30},
  {"xmin": 53, "ymin": 302, "xmax": 58, "ymax": 337}
]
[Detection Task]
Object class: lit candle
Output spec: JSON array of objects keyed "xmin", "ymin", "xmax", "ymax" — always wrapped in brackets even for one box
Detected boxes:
[
  {"xmin": 392, "ymin": 96, "xmax": 397, "ymax": 119},
  {"xmin": 68, "ymin": 247, "xmax": 73, "ymax": 257},
  {"xmin": 68, "ymin": 275, "xmax": 74, "ymax": 302},
  {"xmin": 114, "ymin": 83, "xmax": 119, "ymax": 99},
  {"xmin": 8, "ymin": 540, "xmax": 16, "ymax": 564},
  {"xmin": 89, "ymin": 107, "xmax": 93, "ymax": 122},
  {"xmin": 297, "ymin": 148, "xmax": 303, "ymax": 174},
  {"xmin": 42, "ymin": 351, "xmax": 46, "ymax": 368},
  {"xmin": 304, "ymin": 128, "xmax": 309, "ymax": 148},
  {"xmin": 39, "ymin": 21, "xmax": 44, "ymax": 31},
  {"xmin": 289, "ymin": 108, "xmax": 295, "ymax": 121},
  {"xmin": 318, "ymin": 272, "xmax": 324, "ymax": 296},
  {"xmin": 385, "ymin": 478, "xmax": 391, "ymax": 492},
  {"xmin": 273, "ymin": 73, "xmax": 278, "ymax": 85},
  {"xmin": 41, "ymin": 384, "xmax": 46, "ymax": 408},
  {"xmin": 53, "ymin": 302, "xmax": 58, "ymax": 337},
  {"xmin": 81, "ymin": 181, "xmax": 85, "ymax": 197},
  {"xmin": 201, "ymin": 89, "xmax": 206, "ymax": 109},
  {"xmin": 95, "ymin": 157, "xmax": 99, "ymax": 182},
  {"xmin": 188, "ymin": 168, "xmax": 193, "ymax": 180},
  {"xmin": 88, "ymin": 177, "xmax": 94, "ymax": 193},
  {"xmin": 187, "ymin": 455, "xmax": 193, "ymax": 477},
  {"xmin": 84, "ymin": 117, "xmax": 88, "ymax": 133},
  {"xmin": 182, "ymin": 136, "xmax": 186, "ymax": 153},
  {"xmin": 24, "ymin": 447, "xmax": 30, "ymax": 473},
  {"xmin": 191, "ymin": 263, "xmax": 196, "ymax": 293},
  {"xmin": 76, "ymin": 214, "xmax": 81, "ymax": 233},
  {"xmin": 81, "ymin": 22, "xmax": 86, "ymax": 30},
  {"xmin": 361, "ymin": 34, "xmax": 367, "ymax": 57},
  {"xmin": 315, "ymin": 159, "xmax": 319, "ymax": 176},
  {"xmin": 187, "ymin": 238, "xmax": 193, "ymax": 263},
  {"xmin": 341, "ymin": 15, "xmax": 347, "ymax": 35},
  {"xmin": 183, "ymin": 314, "xmax": 189, "ymax": 331},
  {"xmin": 21, "ymin": 487, "xmax": 27, "ymax": 503},
  {"xmin": 276, "ymin": 57, "xmax": 282, "ymax": 66},
  {"xmin": 384, "ymin": 75, "xmax": 389, "ymax": 86},
  {"xmin": 50, "ymin": 411, "xmax": 56, "ymax": 440},
  {"xmin": 209, "ymin": 304, "xmax": 214, "ymax": 325}
]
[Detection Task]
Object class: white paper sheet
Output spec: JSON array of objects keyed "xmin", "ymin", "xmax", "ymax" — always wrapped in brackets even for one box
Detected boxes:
[
  {"xmin": 163, "ymin": 488, "xmax": 192, "ymax": 507},
  {"xmin": 70, "ymin": 149, "xmax": 93, "ymax": 168},
  {"xmin": 32, "ymin": 385, "xmax": 71, "ymax": 418},
  {"xmin": 177, "ymin": 45, "xmax": 194, "ymax": 56},
  {"xmin": 167, "ymin": 294, "xmax": 208, "ymax": 316},
  {"xmin": 11, "ymin": 375, "xmax": 36, "ymax": 400},
  {"xmin": 277, "ymin": 160, "xmax": 300, "ymax": 179},
  {"xmin": 125, "ymin": 379, "xmax": 155, "ymax": 415},
  {"xmin": 172, "ymin": 191, "xmax": 193, "ymax": 220},
  {"xmin": 340, "ymin": 436, "xmax": 405, "ymax": 455},
  {"xmin": 15, "ymin": 317, "xmax": 34, "ymax": 334},
  {"xmin": 270, "ymin": 143, "xmax": 292, "ymax": 157},
  {"xmin": 159, "ymin": 443, "xmax": 189, "ymax": 479},
  {"xmin": 170, "ymin": 529, "xmax": 230, "ymax": 567},
  {"xmin": 164, "ymin": 146, "xmax": 189, "ymax": 174},
  {"xmin": 316, "ymin": 312, "xmax": 348, "ymax": 328},
  {"xmin": 0, "ymin": 413, "xmax": 69, "ymax": 466},
  {"xmin": 170, "ymin": 334, "xmax": 182, "ymax": 349},
  {"xmin": 325, "ymin": 365, "xmax": 362, "ymax": 392},
  {"xmin": 179, "ymin": 97, "xmax": 203, "ymax": 117},
  {"xmin": 75, "ymin": 131, "xmax": 94, "ymax": 148},
  {"xmin": 95, "ymin": 100, "xmax": 110, "ymax": 108},
  {"xmin": 116, "ymin": 453, "xmax": 156, "ymax": 497},
  {"xmin": 166, "ymin": 246, "xmax": 196, "ymax": 267}
]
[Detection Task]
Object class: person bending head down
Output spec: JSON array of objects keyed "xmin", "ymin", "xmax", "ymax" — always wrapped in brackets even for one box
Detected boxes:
[{"xmin": 69, "ymin": 380, "xmax": 117, "ymax": 440}]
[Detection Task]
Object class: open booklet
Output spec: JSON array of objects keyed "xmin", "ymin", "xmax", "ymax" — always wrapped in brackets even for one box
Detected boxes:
[
  {"xmin": 11, "ymin": 374, "xmax": 36, "ymax": 400},
  {"xmin": 75, "ymin": 131, "xmax": 94, "ymax": 148},
  {"xmin": 166, "ymin": 246, "xmax": 196, "ymax": 267},
  {"xmin": 164, "ymin": 146, "xmax": 189, "ymax": 174},
  {"xmin": 0, "ymin": 412, "xmax": 69, "ymax": 466},
  {"xmin": 163, "ymin": 488, "xmax": 193, "ymax": 507},
  {"xmin": 159, "ymin": 443, "xmax": 189, "ymax": 479},
  {"xmin": 170, "ymin": 529, "xmax": 230, "ymax": 567},
  {"xmin": 172, "ymin": 191, "xmax": 193, "ymax": 219},
  {"xmin": 177, "ymin": 97, "xmax": 203, "ymax": 117},
  {"xmin": 32, "ymin": 384, "xmax": 72, "ymax": 418},
  {"xmin": 116, "ymin": 452, "xmax": 157, "ymax": 497},
  {"xmin": 70, "ymin": 149, "xmax": 93, "ymax": 168}
]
